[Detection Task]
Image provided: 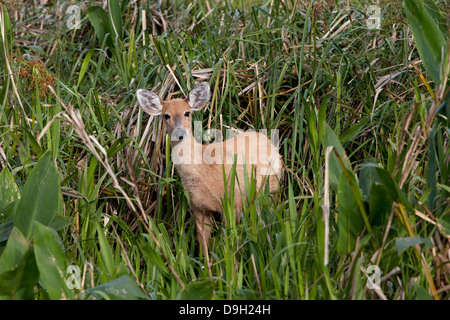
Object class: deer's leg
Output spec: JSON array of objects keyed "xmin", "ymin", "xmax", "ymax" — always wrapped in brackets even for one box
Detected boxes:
[{"xmin": 193, "ymin": 211, "xmax": 213, "ymax": 263}]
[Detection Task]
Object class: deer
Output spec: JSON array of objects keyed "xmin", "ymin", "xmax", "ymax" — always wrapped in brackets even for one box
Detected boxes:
[{"xmin": 136, "ymin": 82, "xmax": 283, "ymax": 263}]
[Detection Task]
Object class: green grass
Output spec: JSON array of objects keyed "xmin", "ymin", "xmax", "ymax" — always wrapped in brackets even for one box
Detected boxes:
[{"xmin": 0, "ymin": 0, "xmax": 449, "ymax": 300}]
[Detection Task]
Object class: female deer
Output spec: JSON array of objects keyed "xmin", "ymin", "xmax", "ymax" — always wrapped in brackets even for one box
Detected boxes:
[{"xmin": 136, "ymin": 82, "xmax": 283, "ymax": 260}]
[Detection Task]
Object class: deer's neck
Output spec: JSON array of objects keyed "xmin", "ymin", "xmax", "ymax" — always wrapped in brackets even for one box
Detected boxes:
[{"xmin": 171, "ymin": 133, "xmax": 203, "ymax": 170}]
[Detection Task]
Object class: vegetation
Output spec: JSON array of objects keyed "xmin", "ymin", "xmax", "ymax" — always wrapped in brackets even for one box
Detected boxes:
[{"xmin": 0, "ymin": 0, "xmax": 449, "ymax": 300}]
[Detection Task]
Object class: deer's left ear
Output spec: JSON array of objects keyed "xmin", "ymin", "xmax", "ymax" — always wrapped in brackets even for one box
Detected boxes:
[
  {"xmin": 136, "ymin": 89, "xmax": 163, "ymax": 115},
  {"xmin": 187, "ymin": 82, "xmax": 210, "ymax": 111}
]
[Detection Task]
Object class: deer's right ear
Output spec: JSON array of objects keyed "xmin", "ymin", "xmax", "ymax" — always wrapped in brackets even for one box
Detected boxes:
[
  {"xmin": 136, "ymin": 89, "xmax": 163, "ymax": 115},
  {"xmin": 187, "ymin": 82, "xmax": 210, "ymax": 111}
]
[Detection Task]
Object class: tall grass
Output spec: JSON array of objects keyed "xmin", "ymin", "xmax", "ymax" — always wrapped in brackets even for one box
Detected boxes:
[{"xmin": 0, "ymin": 0, "xmax": 448, "ymax": 300}]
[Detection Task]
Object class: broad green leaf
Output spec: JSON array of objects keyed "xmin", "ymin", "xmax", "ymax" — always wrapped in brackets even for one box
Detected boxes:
[
  {"xmin": 0, "ymin": 167, "xmax": 20, "ymax": 214},
  {"xmin": 48, "ymin": 216, "xmax": 72, "ymax": 232},
  {"xmin": 368, "ymin": 183, "xmax": 390, "ymax": 226},
  {"xmin": 374, "ymin": 166, "xmax": 400, "ymax": 200},
  {"xmin": 141, "ymin": 236, "xmax": 170, "ymax": 278},
  {"xmin": 363, "ymin": 163, "xmax": 413, "ymax": 212},
  {"xmin": 87, "ymin": 5, "xmax": 112, "ymax": 48},
  {"xmin": 13, "ymin": 151, "xmax": 61, "ymax": 238},
  {"xmin": 77, "ymin": 49, "xmax": 93, "ymax": 87},
  {"xmin": 375, "ymin": 166, "xmax": 413, "ymax": 211},
  {"xmin": 404, "ymin": 0, "xmax": 448, "ymax": 85},
  {"xmin": 176, "ymin": 280, "xmax": 215, "ymax": 300},
  {"xmin": 106, "ymin": 137, "xmax": 131, "ymax": 158},
  {"xmin": 423, "ymin": 0, "xmax": 448, "ymax": 35},
  {"xmin": 358, "ymin": 159, "xmax": 380, "ymax": 201},
  {"xmin": 0, "ymin": 227, "xmax": 39, "ymax": 299},
  {"xmin": 0, "ymin": 250, "xmax": 39, "ymax": 299},
  {"xmin": 22, "ymin": 45, "xmax": 46, "ymax": 55},
  {"xmin": 108, "ymin": 0, "xmax": 123, "ymax": 41},
  {"xmin": 22, "ymin": 119, "xmax": 43, "ymax": 159},
  {"xmin": 1, "ymin": 7, "xmax": 11, "ymax": 33},
  {"xmin": 349, "ymin": 256, "xmax": 364, "ymax": 300},
  {"xmin": 395, "ymin": 236, "xmax": 433, "ymax": 255},
  {"xmin": 33, "ymin": 221, "xmax": 73, "ymax": 300},
  {"xmin": 83, "ymin": 275, "xmax": 148, "ymax": 300},
  {"xmin": 336, "ymin": 172, "xmax": 365, "ymax": 255},
  {"xmin": 437, "ymin": 215, "xmax": 450, "ymax": 236},
  {"xmin": 96, "ymin": 221, "xmax": 115, "ymax": 279},
  {"xmin": 413, "ymin": 282, "xmax": 432, "ymax": 300},
  {"xmin": 323, "ymin": 123, "xmax": 352, "ymax": 191},
  {"xmin": 0, "ymin": 221, "xmax": 13, "ymax": 243},
  {"xmin": 340, "ymin": 118, "xmax": 369, "ymax": 145},
  {"xmin": 0, "ymin": 227, "xmax": 29, "ymax": 274}
]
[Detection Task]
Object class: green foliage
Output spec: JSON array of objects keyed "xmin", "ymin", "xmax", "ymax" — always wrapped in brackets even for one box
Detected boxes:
[
  {"xmin": 404, "ymin": 0, "xmax": 450, "ymax": 126},
  {"xmin": 33, "ymin": 221, "xmax": 73, "ymax": 300},
  {"xmin": 404, "ymin": 0, "xmax": 448, "ymax": 86},
  {"xmin": 0, "ymin": 0, "xmax": 448, "ymax": 300},
  {"xmin": 176, "ymin": 280, "xmax": 215, "ymax": 300},
  {"xmin": 13, "ymin": 151, "xmax": 61, "ymax": 238},
  {"xmin": 0, "ymin": 167, "xmax": 19, "ymax": 216},
  {"xmin": 0, "ymin": 227, "xmax": 39, "ymax": 299},
  {"xmin": 87, "ymin": 0, "xmax": 124, "ymax": 50},
  {"xmin": 83, "ymin": 275, "xmax": 148, "ymax": 300}
]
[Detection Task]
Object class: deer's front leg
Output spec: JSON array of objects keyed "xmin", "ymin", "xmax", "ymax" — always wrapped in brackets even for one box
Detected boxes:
[
  {"xmin": 193, "ymin": 210, "xmax": 213, "ymax": 257},
  {"xmin": 193, "ymin": 210, "xmax": 214, "ymax": 275}
]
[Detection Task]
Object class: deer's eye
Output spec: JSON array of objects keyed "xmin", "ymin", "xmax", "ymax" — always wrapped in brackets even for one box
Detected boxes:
[
  {"xmin": 164, "ymin": 114, "xmax": 171, "ymax": 120},
  {"xmin": 184, "ymin": 111, "xmax": 191, "ymax": 117}
]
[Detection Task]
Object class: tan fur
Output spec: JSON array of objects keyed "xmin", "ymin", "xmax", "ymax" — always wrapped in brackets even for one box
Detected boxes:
[{"xmin": 138, "ymin": 87, "xmax": 284, "ymax": 259}]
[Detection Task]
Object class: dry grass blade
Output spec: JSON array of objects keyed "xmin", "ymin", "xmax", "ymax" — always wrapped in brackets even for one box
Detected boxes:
[
  {"xmin": 360, "ymin": 265, "xmax": 388, "ymax": 300},
  {"xmin": 321, "ymin": 146, "xmax": 333, "ymax": 266}
]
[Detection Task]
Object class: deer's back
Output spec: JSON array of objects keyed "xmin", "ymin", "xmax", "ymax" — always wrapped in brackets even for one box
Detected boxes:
[{"xmin": 176, "ymin": 131, "xmax": 283, "ymax": 215}]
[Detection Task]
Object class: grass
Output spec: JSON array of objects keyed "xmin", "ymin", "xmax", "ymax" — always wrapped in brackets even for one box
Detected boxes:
[{"xmin": 0, "ymin": 0, "xmax": 449, "ymax": 300}]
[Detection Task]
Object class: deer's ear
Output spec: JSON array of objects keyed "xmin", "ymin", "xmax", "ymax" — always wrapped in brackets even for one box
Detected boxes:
[
  {"xmin": 187, "ymin": 82, "xmax": 210, "ymax": 111},
  {"xmin": 137, "ymin": 89, "xmax": 163, "ymax": 115}
]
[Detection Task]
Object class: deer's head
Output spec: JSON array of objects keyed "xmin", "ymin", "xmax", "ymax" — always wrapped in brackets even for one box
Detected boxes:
[{"xmin": 136, "ymin": 82, "xmax": 210, "ymax": 143}]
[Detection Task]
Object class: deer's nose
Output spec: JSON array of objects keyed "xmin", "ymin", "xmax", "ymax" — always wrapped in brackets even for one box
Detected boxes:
[{"xmin": 172, "ymin": 127, "xmax": 188, "ymax": 141}]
